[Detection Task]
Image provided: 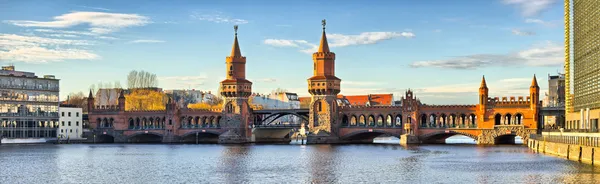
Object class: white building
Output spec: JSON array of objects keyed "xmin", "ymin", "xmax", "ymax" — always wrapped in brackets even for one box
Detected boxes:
[
  {"xmin": 164, "ymin": 90, "xmax": 217, "ymax": 108},
  {"xmin": 251, "ymin": 92, "xmax": 300, "ymax": 109},
  {"xmin": 58, "ymin": 105, "xmax": 83, "ymax": 139}
]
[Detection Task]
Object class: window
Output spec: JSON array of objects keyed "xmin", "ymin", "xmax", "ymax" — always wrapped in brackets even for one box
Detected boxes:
[
  {"xmin": 70, "ymin": 129, "xmax": 72, "ymax": 133},
  {"xmin": 76, "ymin": 121, "xmax": 79, "ymax": 126},
  {"xmin": 68, "ymin": 121, "xmax": 71, "ymax": 126},
  {"xmin": 61, "ymin": 129, "xmax": 63, "ymax": 133},
  {"xmin": 68, "ymin": 112, "xmax": 71, "ymax": 117},
  {"xmin": 61, "ymin": 121, "xmax": 64, "ymax": 126},
  {"xmin": 61, "ymin": 112, "xmax": 64, "ymax": 117},
  {"xmin": 169, "ymin": 119, "xmax": 172, "ymax": 125},
  {"xmin": 76, "ymin": 112, "xmax": 79, "ymax": 117}
]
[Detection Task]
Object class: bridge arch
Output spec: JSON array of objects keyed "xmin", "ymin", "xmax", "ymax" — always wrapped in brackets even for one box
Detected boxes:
[
  {"xmin": 350, "ymin": 115, "xmax": 357, "ymax": 126},
  {"xmin": 420, "ymin": 114, "xmax": 427, "ymax": 127},
  {"xmin": 358, "ymin": 115, "xmax": 366, "ymax": 126},
  {"xmin": 420, "ymin": 131, "xmax": 479, "ymax": 144},
  {"xmin": 260, "ymin": 112, "xmax": 308, "ymax": 125},
  {"xmin": 341, "ymin": 114, "xmax": 349, "ymax": 126},
  {"xmin": 395, "ymin": 114, "xmax": 402, "ymax": 127},
  {"xmin": 494, "ymin": 113, "xmax": 502, "ymax": 125},
  {"xmin": 180, "ymin": 130, "xmax": 222, "ymax": 143},
  {"xmin": 386, "ymin": 114, "xmax": 393, "ymax": 127},
  {"xmin": 127, "ymin": 132, "xmax": 163, "ymax": 143},
  {"xmin": 96, "ymin": 134, "xmax": 115, "ymax": 143},
  {"xmin": 341, "ymin": 129, "xmax": 401, "ymax": 142}
]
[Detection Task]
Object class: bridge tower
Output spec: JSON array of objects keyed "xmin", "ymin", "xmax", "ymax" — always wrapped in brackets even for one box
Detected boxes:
[
  {"xmin": 530, "ymin": 75, "xmax": 540, "ymax": 128},
  {"xmin": 306, "ymin": 19, "xmax": 342, "ymax": 144},
  {"xmin": 218, "ymin": 25, "xmax": 253, "ymax": 144},
  {"xmin": 478, "ymin": 76, "xmax": 488, "ymax": 127}
]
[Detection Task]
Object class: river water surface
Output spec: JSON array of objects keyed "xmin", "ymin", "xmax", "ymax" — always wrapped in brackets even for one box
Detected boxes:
[{"xmin": 1, "ymin": 139, "xmax": 600, "ymax": 184}]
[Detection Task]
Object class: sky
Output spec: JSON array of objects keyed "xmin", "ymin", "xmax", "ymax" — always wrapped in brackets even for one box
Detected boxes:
[{"xmin": 0, "ymin": 0, "xmax": 564, "ymax": 104}]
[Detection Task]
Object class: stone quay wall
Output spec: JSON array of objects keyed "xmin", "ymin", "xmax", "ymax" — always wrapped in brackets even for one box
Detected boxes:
[{"xmin": 528, "ymin": 135, "xmax": 600, "ymax": 166}]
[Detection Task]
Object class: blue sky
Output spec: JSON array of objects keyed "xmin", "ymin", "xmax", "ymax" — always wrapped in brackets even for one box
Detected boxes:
[{"xmin": 0, "ymin": 0, "xmax": 564, "ymax": 104}]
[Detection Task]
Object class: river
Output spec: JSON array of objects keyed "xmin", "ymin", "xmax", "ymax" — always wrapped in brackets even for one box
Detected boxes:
[{"xmin": 1, "ymin": 138, "xmax": 599, "ymax": 184}]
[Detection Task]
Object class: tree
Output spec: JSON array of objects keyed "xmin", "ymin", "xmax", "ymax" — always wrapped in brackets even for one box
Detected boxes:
[
  {"xmin": 127, "ymin": 70, "xmax": 158, "ymax": 89},
  {"xmin": 125, "ymin": 89, "xmax": 167, "ymax": 111},
  {"xmin": 272, "ymin": 88, "xmax": 288, "ymax": 94}
]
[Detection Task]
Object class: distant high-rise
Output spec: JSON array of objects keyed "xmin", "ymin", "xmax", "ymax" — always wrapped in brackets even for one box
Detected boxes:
[{"xmin": 565, "ymin": 0, "xmax": 600, "ymax": 130}]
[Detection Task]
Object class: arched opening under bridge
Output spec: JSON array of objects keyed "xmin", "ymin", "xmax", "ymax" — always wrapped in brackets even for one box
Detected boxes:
[
  {"xmin": 421, "ymin": 132, "xmax": 477, "ymax": 144},
  {"xmin": 128, "ymin": 133, "xmax": 162, "ymax": 143},
  {"xmin": 341, "ymin": 130, "xmax": 401, "ymax": 144},
  {"xmin": 180, "ymin": 131, "xmax": 220, "ymax": 144},
  {"xmin": 96, "ymin": 134, "xmax": 115, "ymax": 143},
  {"xmin": 494, "ymin": 134, "xmax": 524, "ymax": 145}
]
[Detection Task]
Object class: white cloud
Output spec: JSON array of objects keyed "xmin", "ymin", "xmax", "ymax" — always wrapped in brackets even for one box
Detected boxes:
[
  {"xmin": 512, "ymin": 29, "xmax": 536, "ymax": 36},
  {"xmin": 264, "ymin": 31, "xmax": 415, "ymax": 54},
  {"xmin": 5, "ymin": 11, "xmax": 150, "ymax": 34},
  {"xmin": 433, "ymin": 29, "xmax": 442, "ymax": 33},
  {"xmin": 46, "ymin": 34, "xmax": 80, "ymax": 38},
  {"xmin": 0, "ymin": 34, "xmax": 98, "ymax": 63},
  {"xmin": 410, "ymin": 41, "xmax": 562, "ymax": 69},
  {"xmin": 502, "ymin": 0, "xmax": 557, "ymax": 17},
  {"xmin": 263, "ymin": 39, "xmax": 309, "ymax": 47},
  {"xmin": 78, "ymin": 6, "xmax": 111, "ymax": 11},
  {"xmin": 525, "ymin": 18, "xmax": 556, "ymax": 26},
  {"xmin": 190, "ymin": 12, "xmax": 248, "ymax": 24},
  {"xmin": 128, "ymin": 39, "xmax": 165, "ymax": 43},
  {"xmin": 254, "ymin": 78, "xmax": 277, "ymax": 83}
]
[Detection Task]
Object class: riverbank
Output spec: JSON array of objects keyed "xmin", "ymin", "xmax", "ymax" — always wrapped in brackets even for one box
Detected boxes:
[{"xmin": 528, "ymin": 134, "xmax": 600, "ymax": 166}]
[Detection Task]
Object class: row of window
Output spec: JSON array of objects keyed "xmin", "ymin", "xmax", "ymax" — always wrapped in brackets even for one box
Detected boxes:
[
  {"xmin": 61, "ymin": 121, "xmax": 80, "ymax": 127},
  {"xmin": 0, "ymin": 76, "xmax": 60, "ymax": 91},
  {"xmin": 61, "ymin": 112, "xmax": 80, "ymax": 117}
]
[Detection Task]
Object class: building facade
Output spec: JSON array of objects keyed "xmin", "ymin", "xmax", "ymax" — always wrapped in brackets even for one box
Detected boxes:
[
  {"xmin": 0, "ymin": 65, "xmax": 59, "ymax": 143},
  {"xmin": 164, "ymin": 89, "xmax": 217, "ymax": 108},
  {"xmin": 565, "ymin": 0, "xmax": 600, "ymax": 131},
  {"xmin": 59, "ymin": 105, "xmax": 83, "ymax": 139},
  {"xmin": 543, "ymin": 73, "xmax": 566, "ymax": 107}
]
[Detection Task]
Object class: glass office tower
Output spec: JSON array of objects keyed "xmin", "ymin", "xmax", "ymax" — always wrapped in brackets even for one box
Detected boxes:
[{"xmin": 0, "ymin": 66, "xmax": 60, "ymax": 142}]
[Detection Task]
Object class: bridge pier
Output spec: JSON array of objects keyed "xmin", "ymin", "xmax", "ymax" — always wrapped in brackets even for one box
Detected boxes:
[
  {"xmin": 306, "ymin": 135, "xmax": 341, "ymax": 144},
  {"xmin": 400, "ymin": 134, "xmax": 420, "ymax": 145}
]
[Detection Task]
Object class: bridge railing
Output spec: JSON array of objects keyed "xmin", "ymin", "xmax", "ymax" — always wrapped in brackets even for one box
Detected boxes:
[
  {"xmin": 530, "ymin": 134, "xmax": 600, "ymax": 147},
  {"xmin": 254, "ymin": 124, "xmax": 301, "ymax": 128}
]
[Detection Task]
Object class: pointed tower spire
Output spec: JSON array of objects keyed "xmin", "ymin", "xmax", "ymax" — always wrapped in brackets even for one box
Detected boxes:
[
  {"xmin": 531, "ymin": 74, "xmax": 539, "ymax": 87},
  {"xmin": 230, "ymin": 25, "xmax": 242, "ymax": 57},
  {"xmin": 317, "ymin": 19, "xmax": 330, "ymax": 53},
  {"xmin": 88, "ymin": 90, "xmax": 93, "ymax": 98},
  {"xmin": 118, "ymin": 89, "xmax": 125, "ymax": 99},
  {"xmin": 480, "ymin": 75, "xmax": 488, "ymax": 88}
]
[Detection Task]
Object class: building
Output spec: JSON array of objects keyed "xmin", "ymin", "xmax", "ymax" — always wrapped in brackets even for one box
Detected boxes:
[
  {"xmin": 0, "ymin": 65, "xmax": 60, "ymax": 143},
  {"xmin": 58, "ymin": 105, "xmax": 83, "ymax": 139},
  {"xmin": 543, "ymin": 73, "xmax": 565, "ymax": 107},
  {"xmin": 251, "ymin": 92, "xmax": 300, "ymax": 109},
  {"xmin": 250, "ymin": 92, "xmax": 300, "ymax": 123},
  {"xmin": 164, "ymin": 89, "xmax": 216, "ymax": 108},
  {"xmin": 565, "ymin": 0, "xmax": 600, "ymax": 130}
]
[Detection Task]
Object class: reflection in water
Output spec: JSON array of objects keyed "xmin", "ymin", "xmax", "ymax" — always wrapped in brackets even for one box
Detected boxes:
[
  {"xmin": 308, "ymin": 145, "xmax": 338, "ymax": 183},
  {"xmin": 2, "ymin": 143, "xmax": 600, "ymax": 183},
  {"xmin": 218, "ymin": 145, "xmax": 250, "ymax": 184}
]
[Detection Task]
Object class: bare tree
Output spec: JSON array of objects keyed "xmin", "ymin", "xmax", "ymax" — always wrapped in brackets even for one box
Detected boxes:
[
  {"xmin": 127, "ymin": 70, "xmax": 158, "ymax": 89},
  {"xmin": 272, "ymin": 88, "xmax": 288, "ymax": 94}
]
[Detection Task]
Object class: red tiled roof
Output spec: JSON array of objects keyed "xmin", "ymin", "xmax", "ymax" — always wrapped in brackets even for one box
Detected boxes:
[
  {"xmin": 338, "ymin": 94, "xmax": 393, "ymax": 106},
  {"xmin": 298, "ymin": 94, "xmax": 393, "ymax": 106},
  {"xmin": 299, "ymin": 97, "xmax": 311, "ymax": 103}
]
